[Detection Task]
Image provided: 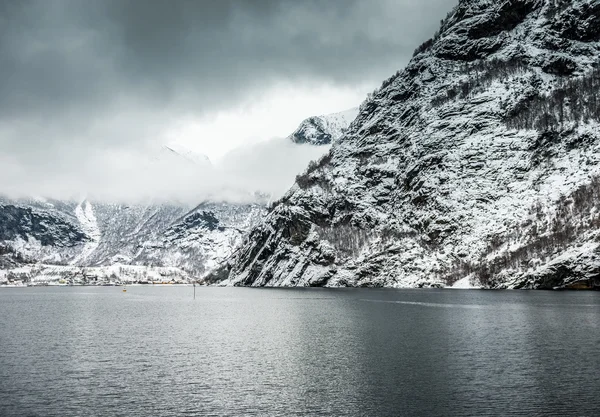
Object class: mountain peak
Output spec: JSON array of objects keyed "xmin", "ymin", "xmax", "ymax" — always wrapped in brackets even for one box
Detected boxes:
[{"xmin": 288, "ymin": 108, "xmax": 359, "ymax": 146}]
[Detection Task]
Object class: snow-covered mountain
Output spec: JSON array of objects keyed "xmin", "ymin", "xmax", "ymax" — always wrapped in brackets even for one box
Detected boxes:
[
  {"xmin": 1, "ymin": 108, "xmax": 358, "ymax": 284},
  {"xmin": 218, "ymin": 0, "xmax": 600, "ymax": 290},
  {"xmin": 288, "ymin": 108, "xmax": 358, "ymax": 145}
]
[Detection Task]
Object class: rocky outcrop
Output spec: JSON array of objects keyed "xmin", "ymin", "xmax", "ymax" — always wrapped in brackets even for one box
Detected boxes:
[
  {"xmin": 222, "ymin": 0, "xmax": 600, "ymax": 289},
  {"xmin": 288, "ymin": 108, "xmax": 358, "ymax": 145}
]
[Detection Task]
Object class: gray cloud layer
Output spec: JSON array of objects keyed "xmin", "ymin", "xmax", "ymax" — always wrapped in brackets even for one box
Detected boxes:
[{"xmin": 0, "ymin": 0, "xmax": 457, "ymax": 202}]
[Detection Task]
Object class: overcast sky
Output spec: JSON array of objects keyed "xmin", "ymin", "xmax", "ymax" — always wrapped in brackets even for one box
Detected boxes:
[{"xmin": 0, "ymin": 0, "xmax": 456, "ymax": 203}]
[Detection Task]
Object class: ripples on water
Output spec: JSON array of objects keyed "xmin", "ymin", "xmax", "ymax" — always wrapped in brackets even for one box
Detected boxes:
[{"xmin": 0, "ymin": 287, "xmax": 599, "ymax": 416}]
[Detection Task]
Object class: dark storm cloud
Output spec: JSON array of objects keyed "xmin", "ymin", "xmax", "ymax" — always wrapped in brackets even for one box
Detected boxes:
[
  {"xmin": 0, "ymin": 0, "xmax": 457, "ymax": 201},
  {"xmin": 0, "ymin": 0, "xmax": 456, "ymax": 118}
]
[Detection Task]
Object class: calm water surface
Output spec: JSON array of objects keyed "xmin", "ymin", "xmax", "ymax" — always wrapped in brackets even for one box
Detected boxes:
[{"xmin": 0, "ymin": 287, "xmax": 599, "ymax": 416}]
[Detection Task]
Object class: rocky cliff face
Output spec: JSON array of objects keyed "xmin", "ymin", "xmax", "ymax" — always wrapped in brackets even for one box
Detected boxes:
[
  {"xmin": 222, "ymin": 0, "xmax": 600, "ymax": 289},
  {"xmin": 0, "ymin": 203, "xmax": 87, "ymax": 248}
]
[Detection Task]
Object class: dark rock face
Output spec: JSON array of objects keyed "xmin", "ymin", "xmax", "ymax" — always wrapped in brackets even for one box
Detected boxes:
[
  {"xmin": 517, "ymin": 257, "xmax": 600, "ymax": 290},
  {"xmin": 223, "ymin": 0, "xmax": 600, "ymax": 289},
  {"xmin": 542, "ymin": 55, "xmax": 578, "ymax": 75},
  {"xmin": 551, "ymin": 1, "xmax": 600, "ymax": 42},
  {"xmin": 0, "ymin": 204, "xmax": 86, "ymax": 247},
  {"xmin": 467, "ymin": 0, "xmax": 540, "ymax": 39},
  {"xmin": 435, "ymin": 35, "xmax": 505, "ymax": 62},
  {"xmin": 171, "ymin": 211, "xmax": 223, "ymax": 233},
  {"xmin": 434, "ymin": 0, "xmax": 542, "ymax": 62}
]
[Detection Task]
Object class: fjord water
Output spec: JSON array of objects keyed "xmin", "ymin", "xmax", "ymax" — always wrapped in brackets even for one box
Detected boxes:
[{"xmin": 0, "ymin": 288, "xmax": 598, "ymax": 417}]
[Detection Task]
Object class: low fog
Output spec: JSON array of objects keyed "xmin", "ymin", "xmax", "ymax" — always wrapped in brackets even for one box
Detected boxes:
[
  {"xmin": 0, "ymin": 136, "xmax": 329, "ymax": 204},
  {"xmin": 216, "ymin": 138, "xmax": 329, "ymax": 201}
]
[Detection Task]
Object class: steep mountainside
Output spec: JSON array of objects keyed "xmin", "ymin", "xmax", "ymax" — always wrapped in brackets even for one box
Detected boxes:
[
  {"xmin": 288, "ymin": 108, "xmax": 359, "ymax": 145},
  {"xmin": 222, "ymin": 0, "xmax": 600, "ymax": 289}
]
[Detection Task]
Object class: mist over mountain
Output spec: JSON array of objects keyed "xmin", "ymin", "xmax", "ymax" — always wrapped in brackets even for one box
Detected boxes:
[
  {"xmin": 0, "ymin": 109, "xmax": 357, "ymax": 284},
  {"xmin": 0, "ymin": 0, "xmax": 454, "ymax": 206},
  {"xmin": 0, "ymin": 108, "xmax": 358, "ymax": 204}
]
